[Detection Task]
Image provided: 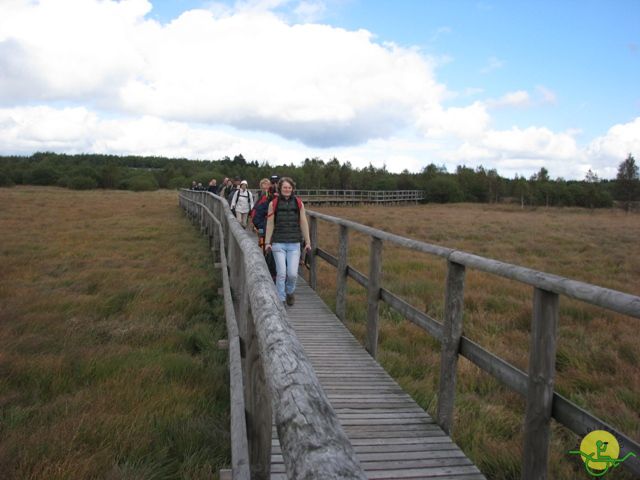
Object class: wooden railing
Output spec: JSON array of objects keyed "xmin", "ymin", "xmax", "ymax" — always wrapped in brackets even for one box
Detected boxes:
[
  {"xmin": 294, "ymin": 189, "xmax": 423, "ymax": 205},
  {"xmin": 179, "ymin": 189, "xmax": 366, "ymax": 480},
  {"xmin": 305, "ymin": 209, "xmax": 640, "ymax": 480}
]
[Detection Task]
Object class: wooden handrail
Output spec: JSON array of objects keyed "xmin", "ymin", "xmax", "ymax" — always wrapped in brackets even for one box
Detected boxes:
[
  {"xmin": 179, "ymin": 190, "xmax": 366, "ymax": 480},
  {"xmin": 281, "ymin": 189, "xmax": 424, "ymax": 204},
  {"xmin": 305, "ymin": 208, "xmax": 640, "ymax": 479},
  {"xmin": 307, "ymin": 210, "xmax": 640, "ymax": 317}
]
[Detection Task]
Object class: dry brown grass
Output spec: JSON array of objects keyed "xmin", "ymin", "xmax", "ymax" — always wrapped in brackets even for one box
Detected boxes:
[
  {"xmin": 0, "ymin": 187, "xmax": 229, "ymax": 479},
  {"xmin": 310, "ymin": 202, "xmax": 640, "ymax": 480}
]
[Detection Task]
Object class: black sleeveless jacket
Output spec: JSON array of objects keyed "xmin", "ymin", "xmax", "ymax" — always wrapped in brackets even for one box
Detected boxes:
[{"xmin": 271, "ymin": 196, "xmax": 302, "ymax": 244}]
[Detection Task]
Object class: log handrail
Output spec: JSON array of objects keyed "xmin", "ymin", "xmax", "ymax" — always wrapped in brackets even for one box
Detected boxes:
[
  {"xmin": 179, "ymin": 190, "xmax": 366, "ymax": 480},
  {"xmin": 305, "ymin": 208, "xmax": 640, "ymax": 479}
]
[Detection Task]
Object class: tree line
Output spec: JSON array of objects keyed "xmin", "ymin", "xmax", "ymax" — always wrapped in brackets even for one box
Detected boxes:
[{"xmin": 0, "ymin": 151, "xmax": 638, "ymax": 209}]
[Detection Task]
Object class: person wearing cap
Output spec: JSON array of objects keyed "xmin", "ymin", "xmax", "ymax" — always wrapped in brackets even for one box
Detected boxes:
[{"xmin": 230, "ymin": 180, "xmax": 254, "ymax": 228}]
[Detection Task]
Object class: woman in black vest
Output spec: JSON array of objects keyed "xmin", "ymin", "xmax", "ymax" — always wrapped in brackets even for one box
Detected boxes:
[{"xmin": 265, "ymin": 177, "xmax": 311, "ymax": 306}]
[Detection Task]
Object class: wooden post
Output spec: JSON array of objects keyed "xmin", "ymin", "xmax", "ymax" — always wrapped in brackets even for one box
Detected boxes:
[
  {"xmin": 366, "ymin": 236, "xmax": 383, "ymax": 358},
  {"xmin": 437, "ymin": 260, "xmax": 466, "ymax": 436},
  {"xmin": 207, "ymin": 216, "xmax": 213, "ymax": 249},
  {"xmin": 336, "ymin": 224, "xmax": 349, "ymax": 322},
  {"xmin": 243, "ymin": 292, "xmax": 271, "ymax": 479},
  {"xmin": 211, "ymin": 217, "xmax": 220, "ymax": 264},
  {"xmin": 222, "ymin": 209, "xmax": 229, "ymax": 259},
  {"xmin": 309, "ymin": 216, "xmax": 318, "ymax": 290},
  {"xmin": 522, "ymin": 287, "xmax": 559, "ymax": 480},
  {"xmin": 228, "ymin": 236, "xmax": 241, "ymax": 310}
]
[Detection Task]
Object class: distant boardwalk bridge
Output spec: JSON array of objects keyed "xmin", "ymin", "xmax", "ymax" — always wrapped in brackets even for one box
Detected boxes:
[
  {"xmin": 179, "ymin": 189, "xmax": 640, "ymax": 480},
  {"xmin": 294, "ymin": 189, "xmax": 424, "ymax": 206}
]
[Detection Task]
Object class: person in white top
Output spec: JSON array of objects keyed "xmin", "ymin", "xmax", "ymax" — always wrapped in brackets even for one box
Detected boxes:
[{"xmin": 230, "ymin": 180, "xmax": 254, "ymax": 228}]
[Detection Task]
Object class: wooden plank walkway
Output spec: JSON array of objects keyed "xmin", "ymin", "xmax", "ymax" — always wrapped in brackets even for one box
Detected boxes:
[{"xmin": 270, "ymin": 278, "xmax": 486, "ymax": 479}]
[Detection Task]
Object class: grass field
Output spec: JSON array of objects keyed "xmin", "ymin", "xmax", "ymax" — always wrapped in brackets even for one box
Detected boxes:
[
  {"xmin": 309, "ymin": 202, "xmax": 640, "ymax": 480},
  {"xmin": 2, "ymin": 188, "xmax": 638, "ymax": 480},
  {"xmin": 0, "ymin": 187, "xmax": 229, "ymax": 479}
]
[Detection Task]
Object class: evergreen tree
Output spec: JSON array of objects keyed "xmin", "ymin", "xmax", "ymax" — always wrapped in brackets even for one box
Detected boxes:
[{"xmin": 615, "ymin": 154, "xmax": 639, "ymax": 211}]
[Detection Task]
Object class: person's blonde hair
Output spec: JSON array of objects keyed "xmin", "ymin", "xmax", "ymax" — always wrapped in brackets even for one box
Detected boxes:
[
  {"xmin": 278, "ymin": 177, "xmax": 296, "ymax": 192},
  {"xmin": 259, "ymin": 178, "xmax": 270, "ymax": 189}
]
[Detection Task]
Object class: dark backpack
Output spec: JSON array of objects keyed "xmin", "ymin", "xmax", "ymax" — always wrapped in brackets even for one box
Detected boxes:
[
  {"xmin": 226, "ymin": 186, "xmax": 238, "ymax": 204},
  {"xmin": 250, "ymin": 192, "xmax": 273, "ymax": 231},
  {"xmin": 269, "ymin": 195, "xmax": 302, "ymax": 222}
]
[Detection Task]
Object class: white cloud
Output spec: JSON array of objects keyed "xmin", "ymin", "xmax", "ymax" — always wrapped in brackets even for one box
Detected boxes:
[
  {"xmin": 586, "ymin": 117, "xmax": 640, "ymax": 177},
  {"xmin": 429, "ymin": 26, "xmax": 452, "ymax": 43},
  {"xmin": 293, "ymin": 0, "xmax": 327, "ymax": 22},
  {"xmin": 0, "ymin": 1, "xmax": 635, "ymax": 181},
  {"xmin": 0, "ymin": 0, "xmax": 446, "ymax": 147},
  {"xmin": 485, "ymin": 87, "xmax": 557, "ymax": 109},
  {"xmin": 442, "ymin": 126, "xmax": 590, "ymax": 179},
  {"xmin": 0, "ymin": 0, "xmax": 151, "ymax": 103},
  {"xmin": 482, "ymin": 127, "xmax": 579, "ymax": 159},
  {"xmin": 535, "ymin": 85, "xmax": 557, "ymax": 105},
  {"xmin": 0, "ymin": 105, "xmax": 293, "ymax": 160},
  {"xmin": 479, "ymin": 56, "xmax": 504, "ymax": 74},
  {"xmin": 418, "ymin": 101, "xmax": 490, "ymax": 139},
  {"xmin": 487, "ymin": 90, "xmax": 531, "ymax": 109}
]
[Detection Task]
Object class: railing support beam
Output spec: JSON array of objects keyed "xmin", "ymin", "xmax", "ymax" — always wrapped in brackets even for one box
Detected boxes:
[
  {"xmin": 309, "ymin": 216, "xmax": 318, "ymax": 290},
  {"xmin": 336, "ymin": 225, "xmax": 349, "ymax": 322},
  {"xmin": 522, "ymin": 287, "xmax": 559, "ymax": 480},
  {"xmin": 437, "ymin": 260, "xmax": 466, "ymax": 436},
  {"xmin": 366, "ymin": 236, "xmax": 383, "ymax": 358}
]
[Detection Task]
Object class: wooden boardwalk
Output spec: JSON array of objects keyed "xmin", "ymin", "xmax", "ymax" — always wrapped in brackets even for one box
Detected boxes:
[{"xmin": 270, "ymin": 278, "xmax": 486, "ymax": 479}]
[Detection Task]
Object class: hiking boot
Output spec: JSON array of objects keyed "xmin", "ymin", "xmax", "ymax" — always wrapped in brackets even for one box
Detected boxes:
[{"xmin": 286, "ymin": 293, "xmax": 295, "ymax": 306}]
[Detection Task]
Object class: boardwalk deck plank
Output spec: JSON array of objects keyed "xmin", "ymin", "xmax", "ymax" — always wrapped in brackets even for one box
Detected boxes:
[{"xmin": 270, "ymin": 278, "xmax": 486, "ymax": 479}]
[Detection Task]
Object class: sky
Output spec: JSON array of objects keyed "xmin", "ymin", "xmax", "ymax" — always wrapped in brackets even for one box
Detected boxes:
[{"xmin": 0, "ymin": 0, "xmax": 638, "ymax": 180}]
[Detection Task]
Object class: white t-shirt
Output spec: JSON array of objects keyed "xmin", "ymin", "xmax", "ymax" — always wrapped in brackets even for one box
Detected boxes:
[{"xmin": 231, "ymin": 189, "xmax": 254, "ymax": 213}]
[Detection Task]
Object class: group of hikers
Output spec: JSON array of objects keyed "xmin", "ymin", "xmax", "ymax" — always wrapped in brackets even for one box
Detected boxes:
[{"xmin": 190, "ymin": 175, "xmax": 311, "ymax": 307}]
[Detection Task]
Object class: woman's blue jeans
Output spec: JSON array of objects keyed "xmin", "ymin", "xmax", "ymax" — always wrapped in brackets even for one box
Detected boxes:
[{"xmin": 271, "ymin": 242, "xmax": 300, "ymax": 301}]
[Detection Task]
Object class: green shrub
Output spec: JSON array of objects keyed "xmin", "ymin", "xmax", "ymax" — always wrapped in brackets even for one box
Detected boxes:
[
  {"xmin": 0, "ymin": 170, "xmax": 14, "ymax": 187},
  {"xmin": 119, "ymin": 173, "xmax": 159, "ymax": 191},
  {"xmin": 167, "ymin": 176, "xmax": 190, "ymax": 189},
  {"xmin": 425, "ymin": 176, "xmax": 464, "ymax": 203},
  {"xmin": 68, "ymin": 175, "xmax": 98, "ymax": 190},
  {"xmin": 27, "ymin": 166, "xmax": 59, "ymax": 185}
]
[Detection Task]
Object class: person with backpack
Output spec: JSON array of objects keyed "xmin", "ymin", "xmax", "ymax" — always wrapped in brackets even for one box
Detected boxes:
[
  {"xmin": 230, "ymin": 180, "xmax": 254, "ymax": 228},
  {"xmin": 226, "ymin": 177, "xmax": 241, "ymax": 205},
  {"xmin": 251, "ymin": 178, "xmax": 275, "ymax": 249},
  {"xmin": 265, "ymin": 177, "xmax": 311, "ymax": 306}
]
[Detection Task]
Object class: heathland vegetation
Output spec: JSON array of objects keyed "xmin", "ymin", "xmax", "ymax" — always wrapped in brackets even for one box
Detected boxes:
[
  {"xmin": 1, "ymin": 152, "xmax": 639, "ymax": 210},
  {"xmin": 310, "ymin": 202, "xmax": 639, "ymax": 479},
  {"xmin": 2, "ymin": 185, "xmax": 639, "ymax": 479},
  {"xmin": 0, "ymin": 187, "xmax": 229, "ymax": 479}
]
